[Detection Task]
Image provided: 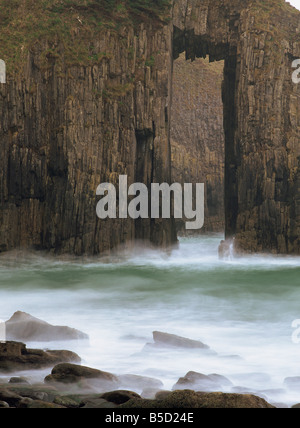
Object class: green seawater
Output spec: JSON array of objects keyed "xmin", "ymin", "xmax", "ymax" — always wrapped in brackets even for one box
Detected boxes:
[{"xmin": 0, "ymin": 235, "xmax": 300, "ymax": 406}]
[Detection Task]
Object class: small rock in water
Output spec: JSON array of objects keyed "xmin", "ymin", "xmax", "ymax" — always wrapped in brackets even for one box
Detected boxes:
[
  {"xmin": 173, "ymin": 371, "xmax": 233, "ymax": 392},
  {"xmin": 5, "ymin": 311, "xmax": 89, "ymax": 342},
  {"xmin": 151, "ymin": 331, "xmax": 210, "ymax": 350},
  {"xmin": 9, "ymin": 377, "xmax": 30, "ymax": 385},
  {"xmin": 118, "ymin": 374, "xmax": 163, "ymax": 391}
]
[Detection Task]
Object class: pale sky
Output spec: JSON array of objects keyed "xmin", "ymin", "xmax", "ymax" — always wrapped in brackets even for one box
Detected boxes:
[{"xmin": 288, "ymin": 0, "xmax": 300, "ymax": 10}]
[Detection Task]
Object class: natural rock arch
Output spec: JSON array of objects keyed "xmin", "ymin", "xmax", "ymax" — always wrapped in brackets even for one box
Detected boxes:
[
  {"xmin": 172, "ymin": 0, "xmax": 300, "ymax": 254},
  {"xmin": 0, "ymin": 0, "xmax": 299, "ymax": 255}
]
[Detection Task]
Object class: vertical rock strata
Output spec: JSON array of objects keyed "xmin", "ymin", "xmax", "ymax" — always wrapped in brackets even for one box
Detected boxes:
[
  {"xmin": 0, "ymin": 24, "xmax": 176, "ymax": 254},
  {"xmin": 0, "ymin": 0, "xmax": 299, "ymax": 254},
  {"xmin": 173, "ymin": 0, "xmax": 300, "ymax": 254}
]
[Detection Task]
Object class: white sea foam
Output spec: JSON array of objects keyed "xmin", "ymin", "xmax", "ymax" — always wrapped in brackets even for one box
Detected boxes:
[{"xmin": 0, "ymin": 236, "xmax": 300, "ymax": 407}]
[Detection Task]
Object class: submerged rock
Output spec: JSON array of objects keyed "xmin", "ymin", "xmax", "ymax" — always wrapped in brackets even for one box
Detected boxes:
[
  {"xmin": 9, "ymin": 377, "xmax": 30, "ymax": 385},
  {"xmin": 120, "ymin": 390, "xmax": 275, "ymax": 409},
  {"xmin": 118, "ymin": 374, "xmax": 163, "ymax": 391},
  {"xmin": 6, "ymin": 311, "xmax": 89, "ymax": 342},
  {"xmin": 173, "ymin": 371, "xmax": 233, "ymax": 392},
  {"xmin": 150, "ymin": 331, "xmax": 210, "ymax": 350},
  {"xmin": 45, "ymin": 363, "xmax": 119, "ymax": 391},
  {"xmin": 0, "ymin": 341, "xmax": 80, "ymax": 373}
]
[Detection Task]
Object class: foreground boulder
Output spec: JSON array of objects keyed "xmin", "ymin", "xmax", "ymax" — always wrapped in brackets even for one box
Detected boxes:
[
  {"xmin": 120, "ymin": 390, "xmax": 275, "ymax": 409},
  {"xmin": 0, "ymin": 341, "xmax": 80, "ymax": 373},
  {"xmin": 173, "ymin": 371, "xmax": 233, "ymax": 392},
  {"xmin": 149, "ymin": 332, "xmax": 209, "ymax": 350},
  {"xmin": 45, "ymin": 363, "xmax": 119, "ymax": 391},
  {"xmin": 101, "ymin": 391, "xmax": 141, "ymax": 405},
  {"xmin": 6, "ymin": 311, "xmax": 89, "ymax": 342}
]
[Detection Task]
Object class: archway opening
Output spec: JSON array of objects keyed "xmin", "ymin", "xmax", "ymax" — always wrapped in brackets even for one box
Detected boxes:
[{"xmin": 171, "ymin": 53, "xmax": 225, "ymax": 236}]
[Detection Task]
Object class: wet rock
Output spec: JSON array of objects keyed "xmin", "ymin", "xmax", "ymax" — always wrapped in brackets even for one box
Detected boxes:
[
  {"xmin": 18, "ymin": 397, "xmax": 35, "ymax": 408},
  {"xmin": 118, "ymin": 374, "xmax": 163, "ymax": 391},
  {"xmin": 101, "ymin": 391, "xmax": 141, "ymax": 405},
  {"xmin": 25, "ymin": 400, "xmax": 66, "ymax": 409},
  {"xmin": 80, "ymin": 397, "xmax": 118, "ymax": 409},
  {"xmin": 218, "ymin": 240, "xmax": 232, "ymax": 260},
  {"xmin": 6, "ymin": 311, "xmax": 89, "ymax": 342},
  {"xmin": 45, "ymin": 363, "xmax": 119, "ymax": 391},
  {"xmin": 0, "ymin": 401, "xmax": 9, "ymax": 408},
  {"xmin": 120, "ymin": 390, "xmax": 275, "ymax": 409},
  {"xmin": 0, "ymin": 341, "xmax": 81, "ymax": 373},
  {"xmin": 53, "ymin": 396, "xmax": 80, "ymax": 408},
  {"xmin": 155, "ymin": 391, "xmax": 173, "ymax": 400},
  {"xmin": 173, "ymin": 371, "xmax": 233, "ymax": 392},
  {"xmin": 9, "ymin": 377, "xmax": 30, "ymax": 385},
  {"xmin": 5, "ymin": 383, "xmax": 59, "ymax": 403},
  {"xmin": 0, "ymin": 389, "xmax": 24, "ymax": 407},
  {"xmin": 151, "ymin": 331, "xmax": 209, "ymax": 350}
]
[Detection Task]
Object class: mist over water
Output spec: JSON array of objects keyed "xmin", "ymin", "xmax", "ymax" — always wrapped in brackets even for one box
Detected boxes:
[{"xmin": 1, "ymin": 235, "xmax": 300, "ymax": 406}]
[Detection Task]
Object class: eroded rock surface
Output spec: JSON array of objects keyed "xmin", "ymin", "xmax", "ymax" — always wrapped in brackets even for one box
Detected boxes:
[{"xmin": 0, "ymin": 342, "xmax": 80, "ymax": 373}]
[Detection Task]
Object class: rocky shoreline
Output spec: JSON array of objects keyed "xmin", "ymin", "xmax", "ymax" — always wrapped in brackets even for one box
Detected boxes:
[
  {"xmin": 0, "ymin": 339, "xmax": 299, "ymax": 409},
  {"xmin": 0, "ymin": 312, "xmax": 299, "ymax": 408}
]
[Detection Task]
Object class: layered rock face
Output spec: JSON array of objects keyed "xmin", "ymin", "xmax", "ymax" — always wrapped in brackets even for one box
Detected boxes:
[
  {"xmin": 0, "ymin": 24, "xmax": 176, "ymax": 254},
  {"xmin": 0, "ymin": 0, "xmax": 299, "ymax": 254},
  {"xmin": 171, "ymin": 54, "xmax": 225, "ymax": 233},
  {"xmin": 173, "ymin": 0, "xmax": 300, "ymax": 254}
]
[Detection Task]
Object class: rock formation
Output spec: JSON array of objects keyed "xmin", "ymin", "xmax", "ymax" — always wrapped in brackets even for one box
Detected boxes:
[
  {"xmin": 151, "ymin": 331, "xmax": 210, "ymax": 349},
  {"xmin": 5, "ymin": 311, "xmax": 89, "ymax": 342},
  {"xmin": 120, "ymin": 389, "xmax": 275, "ymax": 408},
  {"xmin": 44, "ymin": 363, "xmax": 119, "ymax": 390},
  {"xmin": 173, "ymin": 0, "xmax": 300, "ymax": 253},
  {"xmin": 172, "ymin": 371, "xmax": 233, "ymax": 392},
  {"xmin": 0, "ymin": 341, "xmax": 80, "ymax": 373},
  {"xmin": 0, "ymin": 0, "xmax": 299, "ymax": 254},
  {"xmin": 171, "ymin": 55, "xmax": 225, "ymax": 234}
]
